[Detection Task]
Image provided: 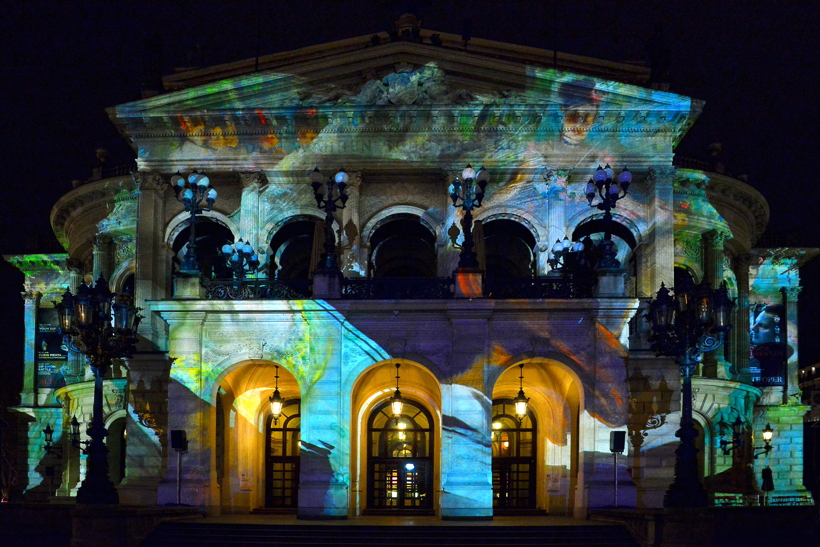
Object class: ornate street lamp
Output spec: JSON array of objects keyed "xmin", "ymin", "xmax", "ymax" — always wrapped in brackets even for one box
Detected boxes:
[
  {"xmin": 584, "ymin": 165, "xmax": 632, "ymax": 268},
  {"xmin": 754, "ymin": 424, "xmax": 774, "ymax": 459},
  {"xmin": 171, "ymin": 170, "xmax": 218, "ymax": 275},
  {"xmin": 269, "ymin": 365, "xmax": 285, "ymax": 425},
  {"xmin": 513, "ymin": 363, "xmax": 530, "ymax": 421},
  {"xmin": 719, "ymin": 416, "xmax": 744, "ymax": 455},
  {"xmin": 310, "ymin": 167, "xmax": 349, "ymax": 271},
  {"xmin": 646, "ymin": 278, "xmax": 734, "ymax": 507},
  {"xmin": 221, "ymin": 239, "xmax": 260, "ymax": 281},
  {"xmin": 391, "ymin": 362, "xmax": 405, "ymax": 418},
  {"xmin": 53, "ymin": 274, "xmax": 141, "ymax": 504},
  {"xmin": 548, "ymin": 236, "xmax": 594, "ymax": 273},
  {"xmin": 449, "ymin": 164, "xmax": 490, "ymax": 269}
]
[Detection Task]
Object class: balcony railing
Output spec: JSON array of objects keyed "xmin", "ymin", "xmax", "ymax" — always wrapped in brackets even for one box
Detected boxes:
[
  {"xmin": 342, "ymin": 277, "xmax": 454, "ymax": 299},
  {"xmin": 203, "ymin": 278, "xmax": 310, "ymax": 300},
  {"xmin": 484, "ymin": 274, "xmax": 596, "ymax": 299},
  {"xmin": 201, "ymin": 275, "xmax": 598, "ymax": 300}
]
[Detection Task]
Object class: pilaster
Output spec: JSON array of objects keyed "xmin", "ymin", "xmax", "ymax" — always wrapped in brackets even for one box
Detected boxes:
[
  {"xmin": 119, "ymin": 352, "xmax": 172, "ymax": 505},
  {"xmin": 239, "ymin": 172, "xmax": 264, "ymax": 273},
  {"xmin": 642, "ymin": 167, "xmax": 675, "ymax": 296},
  {"xmin": 134, "ymin": 173, "xmax": 170, "ymax": 351},
  {"xmin": 732, "ymin": 253, "xmax": 753, "ymax": 382},
  {"xmin": 702, "ymin": 230, "xmax": 731, "ymax": 379},
  {"xmin": 340, "ymin": 172, "xmax": 364, "ymax": 277},
  {"xmin": 439, "ymin": 383, "xmax": 493, "ymax": 519},
  {"xmin": 91, "ymin": 234, "xmax": 113, "ymax": 281},
  {"xmin": 20, "ymin": 291, "xmax": 40, "ymax": 406}
]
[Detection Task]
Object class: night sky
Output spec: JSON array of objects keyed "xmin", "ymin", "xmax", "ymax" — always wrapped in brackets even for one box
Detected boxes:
[{"xmin": 2, "ymin": 1, "xmax": 819, "ymax": 407}]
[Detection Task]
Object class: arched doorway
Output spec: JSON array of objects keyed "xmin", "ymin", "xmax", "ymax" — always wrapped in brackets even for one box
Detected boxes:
[
  {"xmin": 366, "ymin": 398, "xmax": 434, "ymax": 513},
  {"xmin": 491, "ymin": 400, "xmax": 536, "ymax": 511},
  {"xmin": 491, "ymin": 360, "xmax": 582, "ymax": 515},
  {"xmin": 265, "ymin": 399, "xmax": 301, "ymax": 509}
]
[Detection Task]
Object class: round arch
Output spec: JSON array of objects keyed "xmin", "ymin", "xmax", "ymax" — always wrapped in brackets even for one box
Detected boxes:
[
  {"xmin": 165, "ymin": 210, "xmax": 238, "ymax": 247},
  {"xmin": 475, "ymin": 208, "xmax": 547, "ymax": 246},
  {"xmin": 207, "ymin": 358, "xmax": 303, "ymax": 512},
  {"xmin": 361, "ymin": 206, "xmax": 444, "ymax": 246},
  {"xmin": 490, "ymin": 359, "xmax": 584, "ymax": 515},
  {"xmin": 349, "ymin": 360, "xmax": 442, "ymax": 515}
]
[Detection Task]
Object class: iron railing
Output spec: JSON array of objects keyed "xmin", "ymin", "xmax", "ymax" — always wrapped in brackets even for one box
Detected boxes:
[
  {"xmin": 484, "ymin": 274, "xmax": 597, "ymax": 299},
  {"xmin": 203, "ymin": 278, "xmax": 310, "ymax": 300},
  {"xmin": 201, "ymin": 275, "xmax": 599, "ymax": 300},
  {"xmin": 341, "ymin": 277, "xmax": 454, "ymax": 299}
]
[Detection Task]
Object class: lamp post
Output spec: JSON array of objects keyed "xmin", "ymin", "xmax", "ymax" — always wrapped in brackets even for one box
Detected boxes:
[
  {"xmin": 584, "ymin": 164, "xmax": 632, "ymax": 268},
  {"xmin": 310, "ymin": 167, "xmax": 349, "ymax": 272},
  {"xmin": 449, "ymin": 164, "xmax": 489, "ymax": 270},
  {"xmin": 171, "ymin": 170, "xmax": 217, "ymax": 275},
  {"xmin": 54, "ymin": 274, "xmax": 141, "ymax": 504},
  {"xmin": 221, "ymin": 239, "xmax": 260, "ymax": 281},
  {"xmin": 646, "ymin": 277, "xmax": 734, "ymax": 507}
]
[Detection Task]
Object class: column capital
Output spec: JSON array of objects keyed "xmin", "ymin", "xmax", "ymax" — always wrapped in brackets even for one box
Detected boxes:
[
  {"xmin": 735, "ymin": 253, "xmax": 754, "ymax": 270},
  {"xmin": 782, "ymin": 286, "xmax": 802, "ymax": 301},
  {"xmin": 21, "ymin": 290, "xmax": 42, "ymax": 303},
  {"xmin": 647, "ymin": 166, "xmax": 676, "ymax": 187},
  {"xmin": 135, "ymin": 172, "xmax": 167, "ymax": 193},
  {"xmin": 703, "ymin": 229, "xmax": 731, "ymax": 247},
  {"xmin": 239, "ymin": 171, "xmax": 267, "ymax": 189}
]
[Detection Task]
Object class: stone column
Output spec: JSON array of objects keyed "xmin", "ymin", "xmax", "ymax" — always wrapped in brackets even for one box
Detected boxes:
[
  {"xmin": 641, "ymin": 167, "xmax": 675, "ymax": 296},
  {"xmin": 732, "ymin": 254, "xmax": 753, "ymax": 383},
  {"xmin": 135, "ymin": 173, "xmax": 169, "ymax": 351},
  {"xmin": 239, "ymin": 172, "xmax": 264, "ymax": 274},
  {"xmin": 702, "ymin": 230, "xmax": 731, "ymax": 379},
  {"xmin": 20, "ymin": 291, "xmax": 40, "ymax": 407},
  {"xmin": 340, "ymin": 172, "xmax": 364, "ymax": 277},
  {"xmin": 91, "ymin": 234, "xmax": 113, "ymax": 281}
]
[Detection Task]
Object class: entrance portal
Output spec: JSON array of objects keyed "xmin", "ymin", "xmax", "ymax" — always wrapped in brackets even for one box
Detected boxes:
[
  {"xmin": 366, "ymin": 399, "xmax": 433, "ymax": 513},
  {"xmin": 265, "ymin": 400, "xmax": 300, "ymax": 509},
  {"xmin": 492, "ymin": 400, "xmax": 536, "ymax": 511}
]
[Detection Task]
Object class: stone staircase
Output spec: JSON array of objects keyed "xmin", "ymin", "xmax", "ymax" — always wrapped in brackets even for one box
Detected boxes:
[{"xmin": 140, "ymin": 522, "xmax": 640, "ymax": 547}]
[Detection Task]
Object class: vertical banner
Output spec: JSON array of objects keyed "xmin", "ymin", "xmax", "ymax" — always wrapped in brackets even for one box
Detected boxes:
[
  {"xmin": 36, "ymin": 308, "xmax": 68, "ymax": 389},
  {"xmin": 749, "ymin": 303, "xmax": 787, "ymax": 386}
]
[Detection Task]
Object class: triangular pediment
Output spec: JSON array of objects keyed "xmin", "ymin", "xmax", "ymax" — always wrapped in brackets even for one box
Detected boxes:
[
  {"xmin": 112, "ymin": 36, "xmax": 698, "ymax": 116},
  {"xmin": 108, "ymin": 31, "xmax": 702, "ymax": 169}
]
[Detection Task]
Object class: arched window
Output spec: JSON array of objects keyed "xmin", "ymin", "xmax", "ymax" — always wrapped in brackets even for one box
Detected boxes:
[
  {"xmin": 171, "ymin": 217, "xmax": 234, "ymax": 278},
  {"xmin": 270, "ymin": 219, "xmax": 317, "ymax": 280},
  {"xmin": 366, "ymin": 398, "xmax": 434, "ymax": 512},
  {"xmin": 482, "ymin": 219, "xmax": 536, "ymax": 279},
  {"xmin": 368, "ymin": 216, "xmax": 437, "ymax": 278}
]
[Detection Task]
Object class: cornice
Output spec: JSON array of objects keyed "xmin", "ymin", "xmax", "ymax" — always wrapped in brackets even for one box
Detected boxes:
[{"xmin": 50, "ymin": 175, "xmax": 137, "ymax": 249}]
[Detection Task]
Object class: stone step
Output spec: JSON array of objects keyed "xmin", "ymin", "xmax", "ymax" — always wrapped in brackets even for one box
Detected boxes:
[{"xmin": 140, "ymin": 523, "xmax": 639, "ymax": 547}]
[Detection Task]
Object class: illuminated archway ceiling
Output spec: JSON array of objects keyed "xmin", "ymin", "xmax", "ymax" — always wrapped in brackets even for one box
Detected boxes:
[{"xmin": 108, "ymin": 39, "xmax": 702, "ymax": 170}]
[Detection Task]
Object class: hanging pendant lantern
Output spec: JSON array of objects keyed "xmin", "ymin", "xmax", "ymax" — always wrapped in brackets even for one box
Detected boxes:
[
  {"xmin": 513, "ymin": 363, "xmax": 530, "ymax": 421},
  {"xmin": 391, "ymin": 362, "xmax": 405, "ymax": 418},
  {"xmin": 269, "ymin": 365, "xmax": 285, "ymax": 424}
]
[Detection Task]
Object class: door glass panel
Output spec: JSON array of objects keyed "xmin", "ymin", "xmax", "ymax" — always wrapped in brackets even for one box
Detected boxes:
[
  {"xmin": 266, "ymin": 400, "xmax": 300, "ymax": 508},
  {"xmin": 492, "ymin": 400, "xmax": 536, "ymax": 510},
  {"xmin": 367, "ymin": 399, "xmax": 433, "ymax": 510}
]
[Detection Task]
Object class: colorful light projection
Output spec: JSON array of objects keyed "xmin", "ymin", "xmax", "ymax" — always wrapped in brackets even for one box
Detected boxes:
[{"xmin": 749, "ymin": 303, "xmax": 787, "ymax": 386}]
